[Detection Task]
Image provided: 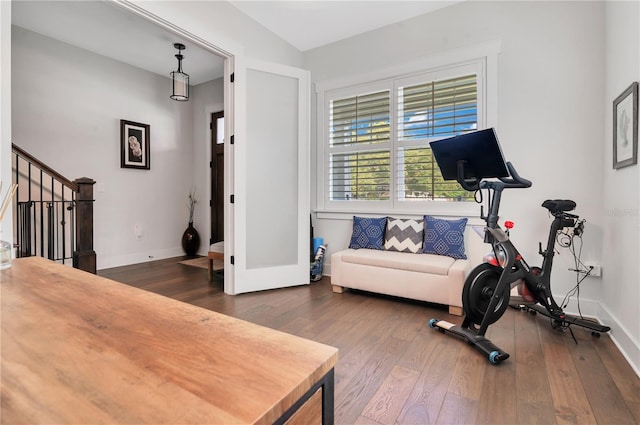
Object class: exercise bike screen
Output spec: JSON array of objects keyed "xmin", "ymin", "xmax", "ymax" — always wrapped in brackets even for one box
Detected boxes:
[{"xmin": 430, "ymin": 128, "xmax": 509, "ymax": 180}]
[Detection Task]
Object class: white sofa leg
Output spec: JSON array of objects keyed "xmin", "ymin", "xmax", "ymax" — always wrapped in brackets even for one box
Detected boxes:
[
  {"xmin": 449, "ymin": 306, "xmax": 463, "ymax": 316},
  {"xmin": 332, "ymin": 285, "xmax": 346, "ymax": 294}
]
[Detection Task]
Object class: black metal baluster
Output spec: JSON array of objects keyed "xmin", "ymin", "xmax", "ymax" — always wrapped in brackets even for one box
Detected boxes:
[
  {"xmin": 69, "ymin": 198, "xmax": 76, "ymax": 257},
  {"xmin": 61, "ymin": 186, "xmax": 67, "ymax": 264},
  {"xmin": 46, "ymin": 202, "xmax": 54, "ymax": 260}
]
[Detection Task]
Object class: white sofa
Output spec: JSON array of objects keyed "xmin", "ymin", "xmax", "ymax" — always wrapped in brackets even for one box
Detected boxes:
[{"xmin": 331, "ymin": 248, "xmax": 470, "ymax": 315}]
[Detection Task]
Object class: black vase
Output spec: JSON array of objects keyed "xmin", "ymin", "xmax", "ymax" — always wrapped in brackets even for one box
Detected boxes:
[{"xmin": 181, "ymin": 222, "xmax": 200, "ymax": 257}]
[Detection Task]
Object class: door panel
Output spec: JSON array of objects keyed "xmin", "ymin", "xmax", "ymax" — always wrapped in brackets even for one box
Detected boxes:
[
  {"xmin": 229, "ymin": 57, "xmax": 310, "ymax": 294},
  {"xmin": 245, "ymin": 69, "xmax": 298, "ymax": 269}
]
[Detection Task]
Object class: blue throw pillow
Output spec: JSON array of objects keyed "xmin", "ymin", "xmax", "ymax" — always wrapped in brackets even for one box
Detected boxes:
[
  {"xmin": 349, "ymin": 216, "xmax": 387, "ymax": 250},
  {"xmin": 423, "ymin": 215, "xmax": 468, "ymax": 259}
]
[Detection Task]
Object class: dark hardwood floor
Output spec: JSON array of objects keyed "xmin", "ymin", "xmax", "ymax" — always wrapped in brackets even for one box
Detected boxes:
[{"xmin": 99, "ymin": 257, "xmax": 640, "ymax": 425}]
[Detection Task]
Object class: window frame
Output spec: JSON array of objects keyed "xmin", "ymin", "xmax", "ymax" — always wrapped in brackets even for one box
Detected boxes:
[{"xmin": 315, "ymin": 41, "xmax": 500, "ymax": 219}]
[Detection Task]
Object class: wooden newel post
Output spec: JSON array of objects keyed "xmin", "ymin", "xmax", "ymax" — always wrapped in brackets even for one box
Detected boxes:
[{"xmin": 73, "ymin": 177, "xmax": 96, "ymax": 274}]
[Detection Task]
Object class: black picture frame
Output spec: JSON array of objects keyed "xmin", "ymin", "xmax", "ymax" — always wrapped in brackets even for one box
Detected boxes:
[
  {"xmin": 613, "ymin": 82, "xmax": 638, "ymax": 169},
  {"xmin": 120, "ymin": 120, "xmax": 150, "ymax": 170}
]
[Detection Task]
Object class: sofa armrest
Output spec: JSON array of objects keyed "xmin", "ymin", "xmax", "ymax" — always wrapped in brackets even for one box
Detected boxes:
[{"xmin": 330, "ymin": 251, "xmax": 345, "ymax": 284}]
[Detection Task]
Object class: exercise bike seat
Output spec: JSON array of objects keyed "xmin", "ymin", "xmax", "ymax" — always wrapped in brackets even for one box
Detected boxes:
[{"xmin": 542, "ymin": 199, "xmax": 576, "ymax": 214}]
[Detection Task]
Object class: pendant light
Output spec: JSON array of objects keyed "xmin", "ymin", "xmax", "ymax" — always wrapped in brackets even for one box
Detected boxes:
[{"xmin": 170, "ymin": 43, "xmax": 189, "ymax": 101}]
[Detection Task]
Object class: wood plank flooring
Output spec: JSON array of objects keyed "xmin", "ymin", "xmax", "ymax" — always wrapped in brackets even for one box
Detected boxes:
[{"xmin": 99, "ymin": 257, "xmax": 640, "ymax": 425}]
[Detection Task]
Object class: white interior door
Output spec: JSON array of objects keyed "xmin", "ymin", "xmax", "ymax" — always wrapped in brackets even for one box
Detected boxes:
[{"xmin": 225, "ymin": 57, "xmax": 310, "ymax": 294}]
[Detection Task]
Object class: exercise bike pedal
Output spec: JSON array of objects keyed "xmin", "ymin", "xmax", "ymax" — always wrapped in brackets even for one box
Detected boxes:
[{"xmin": 429, "ymin": 319, "xmax": 510, "ymax": 365}]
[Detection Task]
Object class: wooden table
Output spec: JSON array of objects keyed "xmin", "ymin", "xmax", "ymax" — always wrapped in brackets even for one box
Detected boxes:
[{"xmin": 1, "ymin": 257, "xmax": 338, "ymax": 424}]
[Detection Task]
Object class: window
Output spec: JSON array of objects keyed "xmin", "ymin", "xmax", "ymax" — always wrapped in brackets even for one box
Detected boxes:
[{"xmin": 321, "ymin": 59, "xmax": 488, "ymax": 213}]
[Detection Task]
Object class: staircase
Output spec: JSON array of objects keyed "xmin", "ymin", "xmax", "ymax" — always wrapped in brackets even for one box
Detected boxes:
[{"xmin": 11, "ymin": 144, "xmax": 96, "ymax": 273}]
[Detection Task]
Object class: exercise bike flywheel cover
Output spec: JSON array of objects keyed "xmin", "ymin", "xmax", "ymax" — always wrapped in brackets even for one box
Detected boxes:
[{"xmin": 462, "ymin": 263, "xmax": 511, "ymax": 326}]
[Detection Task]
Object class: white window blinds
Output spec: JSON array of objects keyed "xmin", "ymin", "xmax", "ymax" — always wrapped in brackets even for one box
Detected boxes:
[
  {"xmin": 330, "ymin": 91, "xmax": 390, "ymax": 147},
  {"xmin": 398, "ymin": 74, "xmax": 477, "ymax": 141},
  {"xmin": 329, "ymin": 90, "xmax": 391, "ymax": 200}
]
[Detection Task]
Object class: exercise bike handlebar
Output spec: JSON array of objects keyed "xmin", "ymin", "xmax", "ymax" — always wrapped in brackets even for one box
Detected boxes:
[
  {"xmin": 456, "ymin": 161, "xmax": 532, "ymax": 192},
  {"xmin": 476, "ymin": 162, "xmax": 531, "ymax": 231},
  {"xmin": 498, "ymin": 162, "xmax": 532, "ymax": 189}
]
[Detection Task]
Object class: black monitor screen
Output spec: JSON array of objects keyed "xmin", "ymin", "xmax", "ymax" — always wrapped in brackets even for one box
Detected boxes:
[{"xmin": 430, "ymin": 128, "xmax": 509, "ymax": 181}]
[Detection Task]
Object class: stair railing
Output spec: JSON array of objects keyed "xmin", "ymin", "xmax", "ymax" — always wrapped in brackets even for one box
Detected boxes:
[{"xmin": 11, "ymin": 144, "xmax": 96, "ymax": 273}]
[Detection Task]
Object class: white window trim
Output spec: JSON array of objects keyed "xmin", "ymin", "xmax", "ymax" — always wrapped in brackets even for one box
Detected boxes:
[{"xmin": 315, "ymin": 40, "xmax": 501, "ymax": 220}]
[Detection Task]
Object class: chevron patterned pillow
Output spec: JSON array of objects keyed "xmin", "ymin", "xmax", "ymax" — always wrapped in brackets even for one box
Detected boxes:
[{"xmin": 384, "ymin": 217, "xmax": 424, "ymax": 253}]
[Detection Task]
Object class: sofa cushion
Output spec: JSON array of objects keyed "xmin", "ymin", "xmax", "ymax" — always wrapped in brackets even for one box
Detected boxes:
[
  {"xmin": 340, "ymin": 248, "xmax": 455, "ymax": 276},
  {"xmin": 384, "ymin": 217, "xmax": 424, "ymax": 253},
  {"xmin": 349, "ymin": 216, "xmax": 387, "ymax": 250},
  {"xmin": 423, "ymin": 216, "xmax": 468, "ymax": 259}
]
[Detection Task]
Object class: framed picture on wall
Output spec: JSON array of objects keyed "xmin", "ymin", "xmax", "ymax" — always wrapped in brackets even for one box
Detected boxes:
[
  {"xmin": 120, "ymin": 120, "xmax": 150, "ymax": 170},
  {"xmin": 613, "ymin": 82, "xmax": 638, "ymax": 169}
]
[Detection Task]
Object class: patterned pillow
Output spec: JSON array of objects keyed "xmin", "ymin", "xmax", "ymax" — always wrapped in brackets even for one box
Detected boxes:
[
  {"xmin": 349, "ymin": 216, "xmax": 387, "ymax": 250},
  {"xmin": 384, "ymin": 217, "xmax": 424, "ymax": 253},
  {"xmin": 423, "ymin": 215, "xmax": 468, "ymax": 259}
]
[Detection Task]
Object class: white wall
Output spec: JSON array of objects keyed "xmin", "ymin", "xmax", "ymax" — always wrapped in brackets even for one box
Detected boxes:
[
  {"xmin": 306, "ymin": 0, "xmax": 606, "ymax": 314},
  {"xmin": 602, "ymin": 0, "xmax": 640, "ymax": 375},
  {"xmin": 12, "ymin": 26, "xmax": 198, "ymax": 269}
]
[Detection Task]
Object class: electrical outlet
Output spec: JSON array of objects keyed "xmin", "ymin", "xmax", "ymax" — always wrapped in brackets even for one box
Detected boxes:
[
  {"xmin": 134, "ymin": 224, "xmax": 143, "ymax": 239},
  {"xmin": 584, "ymin": 262, "xmax": 602, "ymax": 277}
]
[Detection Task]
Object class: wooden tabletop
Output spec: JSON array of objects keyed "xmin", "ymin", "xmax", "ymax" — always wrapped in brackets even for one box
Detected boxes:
[{"xmin": 1, "ymin": 257, "xmax": 338, "ymax": 424}]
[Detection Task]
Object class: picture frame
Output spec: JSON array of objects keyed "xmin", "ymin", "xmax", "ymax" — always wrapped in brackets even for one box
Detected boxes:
[
  {"xmin": 613, "ymin": 82, "xmax": 638, "ymax": 169},
  {"xmin": 120, "ymin": 120, "xmax": 150, "ymax": 170}
]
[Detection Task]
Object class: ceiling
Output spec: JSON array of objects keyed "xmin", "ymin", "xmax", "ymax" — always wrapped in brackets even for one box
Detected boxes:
[
  {"xmin": 11, "ymin": 1, "xmax": 459, "ymax": 85},
  {"xmin": 229, "ymin": 1, "xmax": 460, "ymax": 52}
]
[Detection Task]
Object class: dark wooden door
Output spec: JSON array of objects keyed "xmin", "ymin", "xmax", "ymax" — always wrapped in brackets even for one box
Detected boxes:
[{"xmin": 210, "ymin": 111, "xmax": 224, "ymax": 244}]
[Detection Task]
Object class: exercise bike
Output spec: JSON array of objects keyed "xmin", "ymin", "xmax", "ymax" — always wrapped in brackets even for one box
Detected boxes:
[{"xmin": 426, "ymin": 129, "xmax": 610, "ymax": 364}]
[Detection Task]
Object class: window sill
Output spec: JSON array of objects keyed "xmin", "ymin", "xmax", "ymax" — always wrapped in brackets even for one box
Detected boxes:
[{"xmin": 315, "ymin": 203, "xmax": 483, "ymax": 221}]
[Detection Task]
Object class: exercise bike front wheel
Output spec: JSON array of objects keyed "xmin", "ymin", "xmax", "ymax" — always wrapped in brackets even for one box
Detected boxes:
[{"xmin": 463, "ymin": 263, "xmax": 511, "ymax": 326}]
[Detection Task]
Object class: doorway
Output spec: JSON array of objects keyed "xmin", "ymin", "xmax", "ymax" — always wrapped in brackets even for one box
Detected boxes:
[{"xmin": 210, "ymin": 111, "xmax": 224, "ymax": 245}]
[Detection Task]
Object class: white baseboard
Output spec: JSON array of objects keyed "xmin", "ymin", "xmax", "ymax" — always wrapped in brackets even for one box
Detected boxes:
[
  {"xmin": 97, "ymin": 247, "xmax": 185, "ymax": 270},
  {"xmin": 324, "ymin": 263, "xmax": 333, "ymax": 277},
  {"xmin": 599, "ymin": 304, "xmax": 640, "ymax": 378}
]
